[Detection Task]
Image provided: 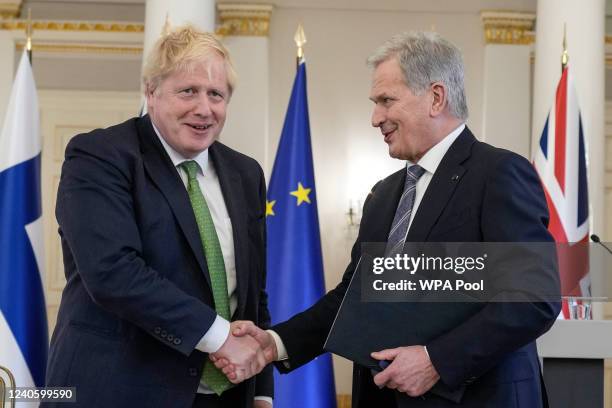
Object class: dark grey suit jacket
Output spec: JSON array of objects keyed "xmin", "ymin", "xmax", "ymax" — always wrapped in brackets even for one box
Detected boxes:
[{"xmin": 272, "ymin": 127, "xmax": 560, "ymax": 408}]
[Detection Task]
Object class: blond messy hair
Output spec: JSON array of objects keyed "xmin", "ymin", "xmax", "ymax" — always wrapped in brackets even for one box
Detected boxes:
[{"xmin": 142, "ymin": 25, "xmax": 237, "ymax": 96}]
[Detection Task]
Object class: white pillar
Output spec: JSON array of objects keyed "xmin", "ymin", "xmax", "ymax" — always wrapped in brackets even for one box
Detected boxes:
[
  {"xmin": 532, "ymin": 0, "xmax": 605, "ymax": 235},
  {"xmin": 216, "ymin": 4, "xmax": 272, "ymax": 171},
  {"xmin": 0, "ymin": 31, "xmax": 17, "ymax": 125},
  {"xmin": 532, "ymin": 0, "xmax": 606, "ymax": 317},
  {"xmin": 480, "ymin": 11, "xmax": 535, "ymax": 159},
  {"xmin": 142, "ymin": 0, "xmax": 215, "ymax": 71}
]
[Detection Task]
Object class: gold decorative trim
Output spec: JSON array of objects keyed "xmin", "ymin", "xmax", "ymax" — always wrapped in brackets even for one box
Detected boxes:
[
  {"xmin": 0, "ymin": 0, "xmax": 22, "ymax": 19},
  {"xmin": 1, "ymin": 19, "xmax": 143, "ymax": 32},
  {"xmin": 606, "ymin": 35, "xmax": 612, "ymax": 45},
  {"xmin": 481, "ymin": 11, "xmax": 536, "ymax": 45},
  {"xmin": 16, "ymin": 42, "xmax": 142, "ymax": 55},
  {"xmin": 337, "ymin": 394, "xmax": 351, "ymax": 408},
  {"xmin": 217, "ymin": 4, "xmax": 273, "ymax": 37}
]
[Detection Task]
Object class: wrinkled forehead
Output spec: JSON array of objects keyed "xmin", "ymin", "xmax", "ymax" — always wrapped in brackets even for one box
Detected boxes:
[
  {"xmin": 370, "ymin": 61, "xmax": 407, "ymax": 97},
  {"xmin": 161, "ymin": 55, "xmax": 229, "ymax": 87}
]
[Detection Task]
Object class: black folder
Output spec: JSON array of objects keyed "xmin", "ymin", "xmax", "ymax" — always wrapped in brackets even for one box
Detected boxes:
[{"xmin": 323, "ymin": 255, "xmax": 480, "ymax": 403}]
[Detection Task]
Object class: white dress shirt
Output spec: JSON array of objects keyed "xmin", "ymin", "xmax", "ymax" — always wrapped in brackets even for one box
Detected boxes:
[{"xmin": 269, "ymin": 123, "xmax": 466, "ymax": 362}]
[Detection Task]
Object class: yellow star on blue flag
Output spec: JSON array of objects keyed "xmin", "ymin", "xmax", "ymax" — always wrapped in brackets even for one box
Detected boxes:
[
  {"xmin": 290, "ymin": 182, "xmax": 311, "ymax": 206},
  {"xmin": 266, "ymin": 200, "xmax": 276, "ymax": 216}
]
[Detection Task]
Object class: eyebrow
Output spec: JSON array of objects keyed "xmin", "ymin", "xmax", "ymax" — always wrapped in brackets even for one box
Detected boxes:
[{"xmin": 369, "ymin": 93, "xmax": 390, "ymax": 103}]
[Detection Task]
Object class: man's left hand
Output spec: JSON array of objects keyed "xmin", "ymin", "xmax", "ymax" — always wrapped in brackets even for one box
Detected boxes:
[
  {"xmin": 254, "ymin": 400, "xmax": 272, "ymax": 408},
  {"xmin": 371, "ymin": 345, "xmax": 440, "ymax": 397}
]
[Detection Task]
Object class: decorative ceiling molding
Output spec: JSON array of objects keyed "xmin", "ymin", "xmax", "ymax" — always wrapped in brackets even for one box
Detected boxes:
[
  {"xmin": 0, "ymin": 19, "xmax": 143, "ymax": 33},
  {"xmin": 217, "ymin": 3, "xmax": 273, "ymax": 37},
  {"xmin": 480, "ymin": 10, "xmax": 536, "ymax": 45},
  {"xmin": 0, "ymin": 0, "xmax": 21, "ymax": 19},
  {"xmin": 15, "ymin": 42, "xmax": 142, "ymax": 55}
]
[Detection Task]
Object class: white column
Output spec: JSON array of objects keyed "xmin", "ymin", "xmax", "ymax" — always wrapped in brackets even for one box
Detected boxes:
[
  {"xmin": 142, "ymin": 0, "xmax": 215, "ymax": 70},
  {"xmin": 216, "ymin": 4, "xmax": 272, "ymax": 171},
  {"xmin": 480, "ymin": 12, "xmax": 535, "ymax": 159},
  {"xmin": 532, "ymin": 0, "xmax": 605, "ymax": 234},
  {"xmin": 532, "ymin": 0, "xmax": 606, "ymax": 317},
  {"xmin": 0, "ymin": 31, "xmax": 17, "ymax": 125}
]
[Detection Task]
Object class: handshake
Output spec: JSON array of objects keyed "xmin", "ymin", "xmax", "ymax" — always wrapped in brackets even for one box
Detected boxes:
[{"xmin": 209, "ymin": 321, "xmax": 278, "ymax": 383}]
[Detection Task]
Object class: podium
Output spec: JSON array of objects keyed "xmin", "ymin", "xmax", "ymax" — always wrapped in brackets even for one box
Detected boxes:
[{"xmin": 538, "ymin": 320, "xmax": 612, "ymax": 407}]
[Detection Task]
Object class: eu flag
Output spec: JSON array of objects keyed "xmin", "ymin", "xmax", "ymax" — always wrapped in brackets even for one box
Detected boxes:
[{"xmin": 266, "ymin": 62, "xmax": 336, "ymax": 407}]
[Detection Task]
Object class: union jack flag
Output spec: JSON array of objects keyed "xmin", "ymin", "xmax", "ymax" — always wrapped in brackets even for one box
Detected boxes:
[{"xmin": 533, "ymin": 66, "xmax": 590, "ymax": 319}]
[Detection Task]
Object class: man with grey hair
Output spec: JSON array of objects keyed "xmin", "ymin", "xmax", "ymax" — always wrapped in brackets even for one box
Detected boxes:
[{"xmin": 216, "ymin": 32, "xmax": 559, "ymax": 407}]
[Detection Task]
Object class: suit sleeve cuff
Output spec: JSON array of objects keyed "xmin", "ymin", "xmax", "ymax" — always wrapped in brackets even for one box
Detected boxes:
[
  {"xmin": 195, "ymin": 315, "xmax": 230, "ymax": 353},
  {"xmin": 267, "ymin": 329, "xmax": 288, "ymax": 360},
  {"xmin": 254, "ymin": 396, "xmax": 273, "ymax": 406}
]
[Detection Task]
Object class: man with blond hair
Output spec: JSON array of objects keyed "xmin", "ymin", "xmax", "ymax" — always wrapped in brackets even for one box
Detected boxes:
[{"xmin": 45, "ymin": 26, "xmax": 272, "ymax": 408}]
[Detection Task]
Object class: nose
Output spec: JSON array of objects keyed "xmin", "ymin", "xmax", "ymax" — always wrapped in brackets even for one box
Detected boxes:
[
  {"xmin": 371, "ymin": 104, "xmax": 384, "ymax": 128},
  {"xmin": 193, "ymin": 94, "xmax": 212, "ymax": 117}
]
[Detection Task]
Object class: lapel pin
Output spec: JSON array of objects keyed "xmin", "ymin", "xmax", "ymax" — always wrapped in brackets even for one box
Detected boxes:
[{"xmin": 451, "ymin": 174, "xmax": 460, "ymax": 182}]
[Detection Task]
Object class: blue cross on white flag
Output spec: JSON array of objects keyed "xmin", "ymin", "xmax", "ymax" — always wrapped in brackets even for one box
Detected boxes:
[{"xmin": 0, "ymin": 51, "xmax": 48, "ymax": 392}]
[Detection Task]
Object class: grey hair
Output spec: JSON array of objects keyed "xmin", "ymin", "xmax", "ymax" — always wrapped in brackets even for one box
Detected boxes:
[{"xmin": 367, "ymin": 31, "xmax": 468, "ymax": 120}]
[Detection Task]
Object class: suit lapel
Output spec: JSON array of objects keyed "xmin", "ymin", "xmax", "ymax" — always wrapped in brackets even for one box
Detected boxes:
[
  {"xmin": 209, "ymin": 143, "xmax": 249, "ymax": 319},
  {"xmin": 137, "ymin": 116, "xmax": 212, "ymax": 290},
  {"xmin": 364, "ymin": 168, "xmax": 406, "ymax": 243},
  {"xmin": 406, "ymin": 128, "xmax": 476, "ymax": 242}
]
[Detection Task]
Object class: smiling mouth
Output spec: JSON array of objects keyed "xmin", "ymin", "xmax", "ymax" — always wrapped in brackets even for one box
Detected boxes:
[
  {"xmin": 383, "ymin": 129, "xmax": 396, "ymax": 142},
  {"xmin": 187, "ymin": 124, "xmax": 213, "ymax": 131}
]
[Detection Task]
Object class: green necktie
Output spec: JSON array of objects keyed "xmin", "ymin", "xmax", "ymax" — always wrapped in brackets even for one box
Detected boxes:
[{"xmin": 180, "ymin": 160, "xmax": 232, "ymax": 395}]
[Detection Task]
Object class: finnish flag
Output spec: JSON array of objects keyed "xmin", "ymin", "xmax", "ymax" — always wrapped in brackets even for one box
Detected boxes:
[{"xmin": 0, "ymin": 51, "xmax": 48, "ymax": 394}]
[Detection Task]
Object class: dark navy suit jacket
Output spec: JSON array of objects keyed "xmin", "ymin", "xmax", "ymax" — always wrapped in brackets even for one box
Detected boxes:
[
  {"xmin": 45, "ymin": 115, "xmax": 272, "ymax": 407},
  {"xmin": 272, "ymin": 127, "xmax": 560, "ymax": 407}
]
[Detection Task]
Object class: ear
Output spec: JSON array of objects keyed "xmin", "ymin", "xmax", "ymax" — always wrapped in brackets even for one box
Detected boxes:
[
  {"xmin": 430, "ymin": 81, "xmax": 447, "ymax": 117},
  {"xmin": 144, "ymin": 85, "xmax": 155, "ymax": 109}
]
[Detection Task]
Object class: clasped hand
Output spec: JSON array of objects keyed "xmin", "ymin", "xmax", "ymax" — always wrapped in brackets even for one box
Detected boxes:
[
  {"xmin": 210, "ymin": 321, "xmax": 277, "ymax": 383},
  {"xmin": 371, "ymin": 345, "xmax": 440, "ymax": 397}
]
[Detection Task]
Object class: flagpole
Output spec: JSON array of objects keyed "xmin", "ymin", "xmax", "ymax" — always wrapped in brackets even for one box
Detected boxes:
[
  {"xmin": 161, "ymin": 12, "xmax": 172, "ymax": 36},
  {"xmin": 561, "ymin": 23, "xmax": 568, "ymax": 72},
  {"xmin": 25, "ymin": 8, "xmax": 33, "ymax": 64},
  {"xmin": 294, "ymin": 23, "xmax": 306, "ymax": 69}
]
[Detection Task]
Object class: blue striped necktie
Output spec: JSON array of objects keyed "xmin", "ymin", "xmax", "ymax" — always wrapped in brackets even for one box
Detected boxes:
[{"xmin": 385, "ymin": 164, "xmax": 426, "ymax": 255}]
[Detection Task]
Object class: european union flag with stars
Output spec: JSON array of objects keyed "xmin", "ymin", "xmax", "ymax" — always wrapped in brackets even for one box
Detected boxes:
[{"xmin": 266, "ymin": 61, "xmax": 336, "ymax": 408}]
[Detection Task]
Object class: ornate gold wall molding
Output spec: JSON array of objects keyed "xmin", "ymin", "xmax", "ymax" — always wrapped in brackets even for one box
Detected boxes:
[
  {"xmin": 0, "ymin": 0, "xmax": 21, "ymax": 19},
  {"xmin": 217, "ymin": 4, "xmax": 273, "ymax": 37},
  {"xmin": 15, "ymin": 42, "xmax": 142, "ymax": 55},
  {"xmin": 0, "ymin": 19, "xmax": 143, "ymax": 33},
  {"xmin": 481, "ymin": 11, "xmax": 536, "ymax": 45}
]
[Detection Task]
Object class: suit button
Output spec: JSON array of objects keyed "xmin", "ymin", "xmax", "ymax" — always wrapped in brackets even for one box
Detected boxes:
[
  {"xmin": 167, "ymin": 334, "xmax": 174, "ymax": 341},
  {"xmin": 189, "ymin": 367, "xmax": 198, "ymax": 377},
  {"xmin": 174, "ymin": 338, "xmax": 182, "ymax": 345},
  {"xmin": 161, "ymin": 330, "xmax": 167, "ymax": 338},
  {"xmin": 154, "ymin": 327, "xmax": 161, "ymax": 334}
]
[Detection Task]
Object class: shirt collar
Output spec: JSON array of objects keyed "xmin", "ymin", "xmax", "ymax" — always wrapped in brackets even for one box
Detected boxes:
[
  {"xmin": 151, "ymin": 121, "xmax": 210, "ymax": 175},
  {"xmin": 408, "ymin": 123, "xmax": 465, "ymax": 176}
]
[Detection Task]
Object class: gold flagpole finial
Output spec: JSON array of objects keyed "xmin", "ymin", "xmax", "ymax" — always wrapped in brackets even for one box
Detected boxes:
[
  {"xmin": 161, "ymin": 12, "xmax": 172, "ymax": 36},
  {"xmin": 430, "ymin": 23, "xmax": 436, "ymax": 32},
  {"xmin": 25, "ymin": 7, "xmax": 33, "ymax": 63},
  {"xmin": 561, "ymin": 23, "xmax": 568, "ymax": 72},
  {"xmin": 294, "ymin": 23, "xmax": 306, "ymax": 69}
]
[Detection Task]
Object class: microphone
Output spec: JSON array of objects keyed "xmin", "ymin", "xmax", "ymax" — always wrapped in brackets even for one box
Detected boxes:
[{"xmin": 591, "ymin": 234, "xmax": 612, "ymax": 255}]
